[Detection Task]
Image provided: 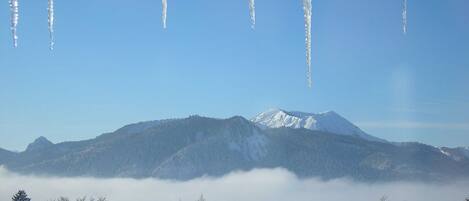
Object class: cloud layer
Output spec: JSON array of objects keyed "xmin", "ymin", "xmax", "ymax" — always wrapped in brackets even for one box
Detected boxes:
[{"xmin": 0, "ymin": 167, "xmax": 468, "ymax": 201}]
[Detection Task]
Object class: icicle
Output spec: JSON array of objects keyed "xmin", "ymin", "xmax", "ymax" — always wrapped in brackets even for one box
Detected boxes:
[
  {"xmin": 9, "ymin": 0, "xmax": 19, "ymax": 48},
  {"xmin": 303, "ymin": 0, "xmax": 312, "ymax": 87},
  {"xmin": 402, "ymin": 0, "xmax": 407, "ymax": 34},
  {"xmin": 48, "ymin": 0, "xmax": 55, "ymax": 50},
  {"xmin": 248, "ymin": 0, "xmax": 255, "ymax": 29},
  {"xmin": 162, "ymin": 0, "xmax": 167, "ymax": 29}
]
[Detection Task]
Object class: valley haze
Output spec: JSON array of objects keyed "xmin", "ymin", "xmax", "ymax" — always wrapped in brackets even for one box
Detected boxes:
[{"xmin": 1, "ymin": 167, "xmax": 469, "ymax": 201}]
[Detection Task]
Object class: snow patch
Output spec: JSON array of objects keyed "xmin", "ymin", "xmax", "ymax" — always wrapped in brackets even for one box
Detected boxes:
[
  {"xmin": 228, "ymin": 131, "xmax": 268, "ymax": 161},
  {"xmin": 439, "ymin": 148, "xmax": 451, "ymax": 157}
]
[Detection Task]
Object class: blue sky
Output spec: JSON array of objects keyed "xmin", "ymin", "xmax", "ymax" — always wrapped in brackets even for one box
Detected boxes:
[{"xmin": 0, "ymin": 0, "xmax": 468, "ymax": 151}]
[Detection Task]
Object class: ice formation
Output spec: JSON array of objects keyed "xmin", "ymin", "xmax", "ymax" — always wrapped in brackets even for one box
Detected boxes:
[
  {"xmin": 303, "ymin": 0, "xmax": 312, "ymax": 87},
  {"xmin": 9, "ymin": 0, "xmax": 19, "ymax": 48},
  {"xmin": 249, "ymin": 0, "xmax": 255, "ymax": 29},
  {"xmin": 402, "ymin": 0, "xmax": 407, "ymax": 34},
  {"xmin": 162, "ymin": 0, "xmax": 167, "ymax": 29},
  {"xmin": 48, "ymin": 0, "xmax": 54, "ymax": 50}
]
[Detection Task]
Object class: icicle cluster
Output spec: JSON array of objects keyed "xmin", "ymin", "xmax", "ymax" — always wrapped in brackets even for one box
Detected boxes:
[
  {"xmin": 162, "ymin": 0, "xmax": 167, "ymax": 29},
  {"xmin": 303, "ymin": 0, "xmax": 312, "ymax": 87},
  {"xmin": 249, "ymin": 0, "xmax": 255, "ymax": 29},
  {"xmin": 9, "ymin": 0, "xmax": 19, "ymax": 48},
  {"xmin": 402, "ymin": 0, "xmax": 407, "ymax": 34},
  {"xmin": 48, "ymin": 0, "xmax": 54, "ymax": 50}
]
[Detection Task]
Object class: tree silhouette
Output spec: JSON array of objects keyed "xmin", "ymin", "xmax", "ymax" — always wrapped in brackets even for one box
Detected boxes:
[
  {"xmin": 57, "ymin": 197, "xmax": 69, "ymax": 201},
  {"xmin": 75, "ymin": 197, "xmax": 86, "ymax": 201},
  {"xmin": 197, "ymin": 194, "xmax": 206, "ymax": 201},
  {"xmin": 12, "ymin": 190, "xmax": 31, "ymax": 201}
]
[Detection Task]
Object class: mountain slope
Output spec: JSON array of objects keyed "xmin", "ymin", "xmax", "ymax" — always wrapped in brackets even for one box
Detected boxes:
[
  {"xmin": 0, "ymin": 115, "xmax": 467, "ymax": 181},
  {"xmin": 251, "ymin": 108, "xmax": 385, "ymax": 142},
  {"xmin": 0, "ymin": 148, "xmax": 16, "ymax": 165},
  {"xmin": 439, "ymin": 147, "xmax": 469, "ymax": 161},
  {"xmin": 26, "ymin": 136, "xmax": 54, "ymax": 152}
]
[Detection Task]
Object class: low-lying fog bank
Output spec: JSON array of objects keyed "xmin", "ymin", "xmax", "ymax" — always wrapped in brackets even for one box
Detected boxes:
[{"xmin": 0, "ymin": 167, "xmax": 468, "ymax": 201}]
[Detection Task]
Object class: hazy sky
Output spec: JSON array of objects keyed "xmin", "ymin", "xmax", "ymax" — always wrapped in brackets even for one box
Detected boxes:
[{"xmin": 0, "ymin": 0, "xmax": 468, "ymax": 150}]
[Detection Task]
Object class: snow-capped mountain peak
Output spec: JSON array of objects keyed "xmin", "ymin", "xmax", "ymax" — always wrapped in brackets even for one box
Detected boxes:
[{"xmin": 251, "ymin": 108, "xmax": 385, "ymax": 142}]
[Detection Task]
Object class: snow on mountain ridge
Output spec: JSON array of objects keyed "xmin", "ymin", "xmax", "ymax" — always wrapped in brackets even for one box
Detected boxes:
[
  {"xmin": 461, "ymin": 147, "xmax": 469, "ymax": 158},
  {"xmin": 251, "ymin": 108, "xmax": 385, "ymax": 142},
  {"xmin": 438, "ymin": 147, "xmax": 469, "ymax": 161}
]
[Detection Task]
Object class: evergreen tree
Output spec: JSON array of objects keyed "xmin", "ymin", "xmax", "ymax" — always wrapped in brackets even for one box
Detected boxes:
[
  {"xmin": 75, "ymin": 196, "xmax": 86, "ymax": 201},
  {"xmin": 11, "ymin": 190, "xmax": 31, "ymax": 201},
  {"xmin": 96, "ymin": 197, "xmax": 106, "ymax": 201},
  {"xmin": 197, "ymin": 194, "xmax": 205, "ymax": 201},
  {"xmin": 57, "ymin": 197, "xmax": 69, "ymax": 201}
]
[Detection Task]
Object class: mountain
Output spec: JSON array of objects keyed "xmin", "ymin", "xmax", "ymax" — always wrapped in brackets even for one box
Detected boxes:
[
  {"xmin": 25, "ymin": 136, "xmax": 54, "ymax": 152},
  {"xmin": 439, "ymin": 147, "xmax": 469, "ymax": 162},
  {"xmin": 0, "ymin": 148, "xmax": 16, "ymax": 165},
  {"xmin": 252, "ymin": 108, "xmax": 384, "ymax": 142},
  {"xmin": 0, "ymin": 115, "xmax": 468, "ymax": 181}
]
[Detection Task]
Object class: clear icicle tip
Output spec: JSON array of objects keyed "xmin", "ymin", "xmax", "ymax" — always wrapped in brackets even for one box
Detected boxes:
[
  {"xmin": 162, "ymin": 0, "xmax": 167, "ymax": 29},
  {"xmin": 249, "ymin": 0, "xmax": 256, "ymax": 29},
  {"xmin": 402, "ymin": 0, "xmax": 407, "ymax": 35}
]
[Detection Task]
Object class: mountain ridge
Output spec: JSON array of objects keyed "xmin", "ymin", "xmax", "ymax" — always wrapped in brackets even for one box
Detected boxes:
[
  {"xmin": 251, "ymin": 108, "xmax": 385, "ymax": 142},
  {"xmin": 25, "ymin": 136, "xmax": 54, "ymax": 152},
  {"xmin": 0, "ymin": 111, "xmax": 468, "ymax": 182}
]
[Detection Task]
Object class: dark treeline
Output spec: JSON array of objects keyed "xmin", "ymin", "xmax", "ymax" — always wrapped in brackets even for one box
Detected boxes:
[
  {"xmin": 10, "ymin": 191, "xmax": 208, "ymax": 201},
  {"xmin": 10, "ymin": 190, "xmax": 469, "ymax": 201},
  {"xmin": 11, "ymin": 191, "xmax": 107, "ymax": 201}
]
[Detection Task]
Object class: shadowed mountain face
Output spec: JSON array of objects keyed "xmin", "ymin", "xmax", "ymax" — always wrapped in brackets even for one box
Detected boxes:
[
  {"xmin": 25, "ymin": 136, "xmax": 54, "ymax": 152},
  {"xmin": 0, "ymin": 115, "xmax": 468, "ymax": 182},
  {"xmin": 0, "ymin": 148, "xmax": 16, "ymax": 165}
]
